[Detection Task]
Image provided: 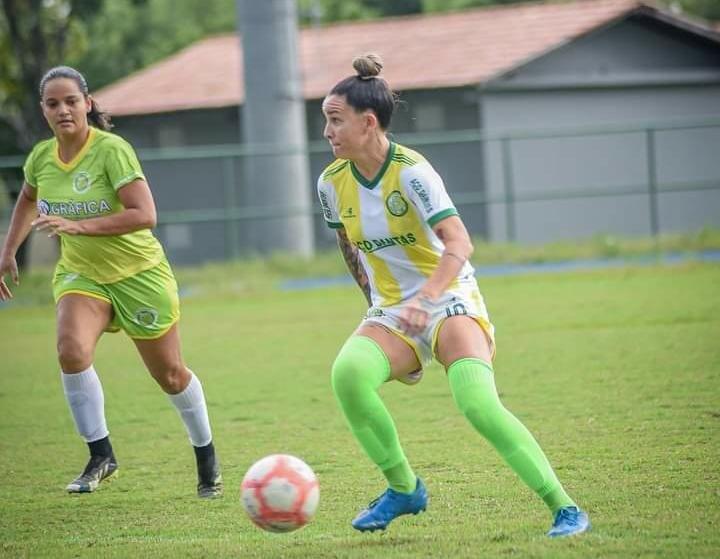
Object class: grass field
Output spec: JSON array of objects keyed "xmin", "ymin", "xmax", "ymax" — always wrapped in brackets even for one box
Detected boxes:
[{"xmin": 1, "ymin": 262, "xmax": 719, "ymax": 558}]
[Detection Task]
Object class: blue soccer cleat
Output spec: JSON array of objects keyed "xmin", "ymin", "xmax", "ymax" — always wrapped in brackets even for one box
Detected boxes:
[
  {"xmin": 351, "ymin": 477, "xmax": 428, "ymax": 532},
  {"xmin": 547, "ymin": 506, "xmax": 591, "ymax": 537}
]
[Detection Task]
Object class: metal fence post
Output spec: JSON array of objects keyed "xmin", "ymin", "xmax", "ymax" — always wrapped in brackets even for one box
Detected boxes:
[
  {"xmin": 501, "ymin": 137, "xmax": 516, "ymax": 242},
  {"xmin": 646, "ymin": 129, "xmax": 660, "ymax": 239},
  {"xmin": 222, "ymin": 157, "xmax": 239, "ymax": 259}
]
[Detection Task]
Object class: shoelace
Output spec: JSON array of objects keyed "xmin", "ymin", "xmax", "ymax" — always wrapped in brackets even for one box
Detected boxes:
[
  {"xmin": 366, "ymin": 489, "xmax": 400, "ymax": 510},
  {"xmin": 556, "ymin": 508, "xmax": 579, "ymax": 526}
]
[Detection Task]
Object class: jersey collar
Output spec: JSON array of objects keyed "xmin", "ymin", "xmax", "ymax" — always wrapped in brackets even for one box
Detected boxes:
[
  {"xmin": 350, "ymin": 141, "xmax": 395, "ymax": 190},
  {"xmin": 53, "ymin": 127, "xmax": 97, "ymax": 172}
]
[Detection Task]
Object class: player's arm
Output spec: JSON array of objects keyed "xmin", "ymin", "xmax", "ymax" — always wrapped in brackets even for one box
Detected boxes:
[
  {"xmin": 32, "ymin": 179, "xmax": 157, "ymax": 237},
  {"xmin": 398, "ymin": 215, "xmax": 473, "ymax": 335},
  {"xmin": 418, "ymin": 215, "xmax": 473, "ymax": 301},
  {"xmin": 336, "ymin": 228, "xmax": 372, "ymax": 307},
  {"xmin": 0, "ymin": 183, "xmax": 38, "ymax": 299}
]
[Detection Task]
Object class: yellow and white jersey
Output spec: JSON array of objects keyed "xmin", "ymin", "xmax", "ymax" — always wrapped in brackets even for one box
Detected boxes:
[{"xmin": 317, "ymin": 142, "xmax": 476, "ymax": 307}]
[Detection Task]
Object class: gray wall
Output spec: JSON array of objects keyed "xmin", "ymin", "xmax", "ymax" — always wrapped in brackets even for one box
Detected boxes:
[
  {"xmin": 482, "ymin": 16, "xmax": 720, "ymax": 243},
  {"xmin": 115, "ymin": 107, "xmax": 240, "ymax": 148},
  {"xmin": 113, "ymin": 88, "xmax": 485, "ymax": 262},
  {"xmin": 105, "ymin": 14, "xmax": 720, "ymax": 265}
]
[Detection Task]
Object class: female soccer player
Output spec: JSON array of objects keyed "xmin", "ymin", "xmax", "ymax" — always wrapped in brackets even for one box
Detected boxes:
[
  {"xmin": 317, "ymin": 54, "xmax": 589, "ymax": 536},
  {"xmin": 0, "ymin": 66, "xmax": 222, "ymax": 498}
]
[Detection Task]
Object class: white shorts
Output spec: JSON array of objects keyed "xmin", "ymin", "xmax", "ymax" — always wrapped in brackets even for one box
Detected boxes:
[{"xmin": 361, "ymin": 280, "xmax": 496, "ymax": 369}]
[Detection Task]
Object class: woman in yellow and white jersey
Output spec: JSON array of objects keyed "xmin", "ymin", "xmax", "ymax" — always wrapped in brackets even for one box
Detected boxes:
[
  {"xmin": 0, "ymin": 66, "xmax": 222, "ymax": 498},
  {"xmin": 318, "ymin": 54, "xmax": 589, "ymax": 537}
]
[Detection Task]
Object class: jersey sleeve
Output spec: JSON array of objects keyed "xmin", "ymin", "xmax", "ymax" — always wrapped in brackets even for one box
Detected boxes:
[
  {"xmin": 105, "ymin": 137, "xmax": 146, "ymax": 191},
  {"xmin": 317, "ymin": 177, "xmax": 343, "ymax": 229},
  {"xmin": 22, "ymin": 146, "xmax": 39, "ymax": 188},
  {"xmin": 401, "ymin": 161, "xmax": 458, "ymax": 227}
]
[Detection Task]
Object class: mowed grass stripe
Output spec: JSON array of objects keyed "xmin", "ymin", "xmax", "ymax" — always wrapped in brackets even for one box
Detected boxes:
[{"xmin": 0, "ymin": 263, "xmax": 718, "ymax": 558}]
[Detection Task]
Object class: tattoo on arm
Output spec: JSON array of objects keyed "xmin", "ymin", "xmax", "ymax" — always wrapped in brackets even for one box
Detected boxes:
[{"xmin": 337, "ymin": 229, "xmax": 372, "ymax": 306}]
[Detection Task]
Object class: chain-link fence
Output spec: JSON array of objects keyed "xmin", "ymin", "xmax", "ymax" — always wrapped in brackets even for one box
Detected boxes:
[{"xmin": 1, "ymin": 116, "xmax": 719, "ymax": 266}]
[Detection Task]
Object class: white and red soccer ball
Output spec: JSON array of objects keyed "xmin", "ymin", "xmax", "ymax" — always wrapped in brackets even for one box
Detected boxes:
[{"xmin": 240, "ymin": 454, "xmax": 319, "ymax": 533}]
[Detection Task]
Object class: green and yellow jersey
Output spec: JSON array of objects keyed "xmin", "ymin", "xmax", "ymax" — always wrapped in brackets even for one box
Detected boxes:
[
  {"xmin": 317, "ymin": 142, "xmax": 475, "ymax": 307},
  {"xmin": 23, "ymin": 127, "xmax": 164, "ymax": 284}
]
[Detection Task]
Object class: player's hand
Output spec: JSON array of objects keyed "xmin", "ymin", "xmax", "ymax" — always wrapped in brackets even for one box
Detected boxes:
[
  {"xmin": 0, "ymin": 253, "xmax": 19, "ymax": 301},
  {"xmin": 398, "ymin": 294, "xmax": 434, "ymax": 336},
  {"xmin": 32, "ymin": 215, "xmax": 84, "ymax": 237}
]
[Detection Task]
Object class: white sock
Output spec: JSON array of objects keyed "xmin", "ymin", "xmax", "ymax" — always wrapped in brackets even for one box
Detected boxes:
[
  {"xmin": 168, "ymin": 372, "xmax": 212, "ymax": 447},
  {"xmin": 61, "ymin": 365, "xmax": 109, "ymax": 442}
]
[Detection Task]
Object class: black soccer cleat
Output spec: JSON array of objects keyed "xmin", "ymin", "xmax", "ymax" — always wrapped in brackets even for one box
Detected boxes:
[
  {"xmin": 66, "ymin": 454, "xmax": 118, "ymax": 493},
  {"xmin": 196, "ymin": 445, "xmax": 223, "ymax": 499}
]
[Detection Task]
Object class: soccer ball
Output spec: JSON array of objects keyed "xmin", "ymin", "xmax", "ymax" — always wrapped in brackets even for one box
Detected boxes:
[{"xmin": 240, "ymin": 454, "xmax": 319, "ymax": 533}]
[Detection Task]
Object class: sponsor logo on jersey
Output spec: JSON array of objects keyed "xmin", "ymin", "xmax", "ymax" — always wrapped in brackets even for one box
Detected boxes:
[
  {"xmin": 385, "ymin": 190, "xmax": 409, "ymax": 217},
  {"xmin": 38, "ymin": 199, "xmax": 112, "ymax": 217},
  {"xmin": 319, "ymin": 190, "xmax": 334, "ymax": 221},
  {"xmin": 62, "ymin": 273, "xmax": 80, "ymax": 285},
  {"xmin": 341, "ymin": 206, "xmax": 356, "ymax": 218},
  {"xmin": 409, "ymin": 178, "xmax": 433, "ymax": 213},
  {"xmin": 354, "ymin": 232, "xmax": 417, "ymax": 254},
  {"xmin": 134, "ymin": 307, "xmax": 159, "ymax": 328},
  {"xmin": 366, "ymin": 308, "xmax": 385, "ymax": 318},
  {"xmin": 72, "ymin": 170, "xmax": 92, "ymax": 194}
]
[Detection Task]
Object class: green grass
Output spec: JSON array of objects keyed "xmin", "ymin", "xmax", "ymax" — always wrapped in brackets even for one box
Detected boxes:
[
  {"xmin": 1, "ymin": 263, "xmax": 719, "ymax": 558},
  {"xmin": 4, "ymin": 228, "xmax": 720, "ymax": 306}
]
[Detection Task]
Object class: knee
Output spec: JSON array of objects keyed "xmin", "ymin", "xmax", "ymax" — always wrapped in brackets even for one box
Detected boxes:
[
  {"xmin": 331, "ymin": 336, "xmax": 390, "ymax": 401},
  {"xmin": 451, "ymin": 381, "xmax": 498, "ymax": 431},
  {"xmin": 456, "ymin": 395, "xmax": 490, "ymax": 427},
  {"xmin": 331, "ymin": 352, "xmax": 365, "ymax": 399},
  {"xmin": 57, "ymin": 335, "xmax": 94, "ymax": 372},
  {"xmin": 153, "ymin": 363, "xmax": 189, "ymax": 394}
]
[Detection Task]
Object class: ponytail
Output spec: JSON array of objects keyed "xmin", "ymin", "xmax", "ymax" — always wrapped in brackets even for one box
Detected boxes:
[{"xmin": 88, "ymin": 98, "xmax": 113, "ymax": 131}]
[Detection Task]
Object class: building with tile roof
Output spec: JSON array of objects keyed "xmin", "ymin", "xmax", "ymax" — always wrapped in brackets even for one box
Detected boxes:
[{"xmin": 94, "ymin": 0, "xmax": 720, "ymax": 264}]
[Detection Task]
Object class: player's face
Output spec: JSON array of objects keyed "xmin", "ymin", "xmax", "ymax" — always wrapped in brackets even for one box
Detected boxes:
[
  {"xmin": 322, "ymin": 94, "xmax": 372, "ymax": 160},
  {"xmin": 41, "ymin": 78, "xmax": 91, "ymax": 139}
]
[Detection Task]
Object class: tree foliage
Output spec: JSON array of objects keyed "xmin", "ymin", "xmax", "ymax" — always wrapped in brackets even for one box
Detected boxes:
[
  {"xmin": 0, "ymin": 0, "xmax": 96, "ymax": 153},
  {"xmin": 1, "ymin": 0, "xmax": 718, "ymax": 156},
  {"xmin": 74, "ymin": 0, "xmax": 236, "ymax": 92},
  {"xmin": 677, "ymin": 0, "xmax": 720, "ymax": 20},
  {"xmin": 0, "ymin": 0, "xmax": 234, "ymax": 155}
]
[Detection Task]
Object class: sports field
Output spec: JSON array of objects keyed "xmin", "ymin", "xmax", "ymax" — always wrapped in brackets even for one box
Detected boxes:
[{"xmin": 1, "ymin": 262, "xmax": 718, "ymax": 558}]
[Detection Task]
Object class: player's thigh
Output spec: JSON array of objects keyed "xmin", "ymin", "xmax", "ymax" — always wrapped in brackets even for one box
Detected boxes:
[
  {"xmin": 435, "ymin": 315, "xmax": 493, "ymax": 369},
  {"xmin": 110, "ymin": 260, "xmax": 180, "ymax": 339},
  {"xmin": 56, "ymin": 293, "xmax": 112, "ymax": 353},
  {"xmin": 356, "ymin": 322, "xmax": 421, "ymax": 380},
  {"xmin": 133, "ymin": 323, "xmax": 185, "ymax": 378}
]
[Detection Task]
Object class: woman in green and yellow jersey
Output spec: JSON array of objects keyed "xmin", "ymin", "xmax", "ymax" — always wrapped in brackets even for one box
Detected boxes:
[
  {"xmin": 0, "ymin": 66, "xmax": 222, "ymax": 498},
  {"xmin": 317, "ymin": 54, "xmax": 589, "ymax": 536}
]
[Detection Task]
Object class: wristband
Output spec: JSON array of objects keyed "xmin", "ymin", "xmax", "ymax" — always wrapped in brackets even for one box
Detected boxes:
[{"xmin": 445, "ymin": 251, "xmax": 466, "ymax": 265}]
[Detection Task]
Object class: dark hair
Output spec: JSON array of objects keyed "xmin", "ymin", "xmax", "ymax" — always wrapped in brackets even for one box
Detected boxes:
[
  {"xmin": 39, "ymin": 66, "xmax": 113, "ymax": 131},
  {"xmin": 329, "ymin": 54, "xmax": 398, "ymax": 130}
]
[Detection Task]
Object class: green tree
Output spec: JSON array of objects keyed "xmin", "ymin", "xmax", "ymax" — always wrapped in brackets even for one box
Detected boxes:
[
  {"xmin": 298, "ymin": 0, "xmax": 379, "ymax": 23},
  {"xmin": 74, "ymin": 0, "xmax": 236, "ymax": 91},
  {"xmin": 423, "ymin": 0, "xmax": 526, "ymax": 11},
  {"xmin": 0, "ymin": 0, "xmax": 234, "ymax": 156},
  {"xmin": 0, "ymin": 0, "xmax": 97, "ymax": 153},
  {"xmin": 298, "ymin": 0, "xmax": 423, "ymax": 24},
  {"xmin": 675, "ymin": 0, "xmax": 720, "ymax": 20}
]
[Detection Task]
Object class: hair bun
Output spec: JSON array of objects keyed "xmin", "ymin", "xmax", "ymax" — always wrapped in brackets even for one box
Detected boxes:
[{"xmin": 352, "ymin": 54, "xmax": 383, "ymax": 80}]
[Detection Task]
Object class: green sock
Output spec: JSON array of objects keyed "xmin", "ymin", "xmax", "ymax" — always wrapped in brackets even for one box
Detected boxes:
[
  {"xmin": 331, "ymin": 335, "xmax": 416, "ymax": 493},
  {"xmin": 448, "ymin": 358, "xmax": 575, "ymax": 513}
]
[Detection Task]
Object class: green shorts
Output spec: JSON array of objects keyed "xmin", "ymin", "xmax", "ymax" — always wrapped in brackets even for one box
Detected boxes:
[{"xmin": 53, "ymin": 258, "xmax": 180, "ymax": 340}]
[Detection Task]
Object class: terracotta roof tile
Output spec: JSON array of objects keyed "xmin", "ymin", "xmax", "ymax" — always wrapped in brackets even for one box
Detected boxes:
[{"xmin": 95, "ymin": 0, "xmax": 650, "ymax": 116}]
